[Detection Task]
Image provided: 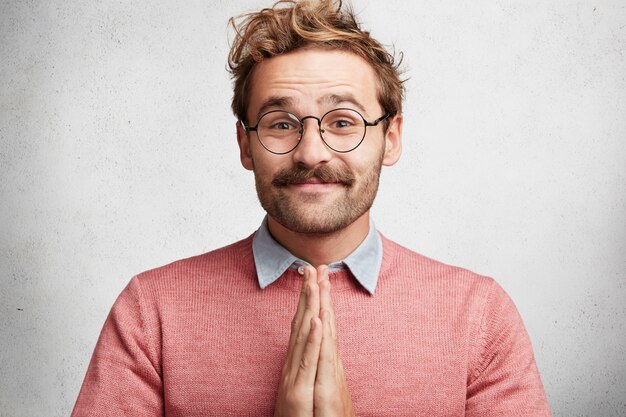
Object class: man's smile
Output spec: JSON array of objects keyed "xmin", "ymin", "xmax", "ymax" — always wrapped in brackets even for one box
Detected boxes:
[
  {"xmin": 288, "ymin": 178, "xmax": 344, "ymax": 192},
  {"xmin": 295, "ymin": 177, "xmax": 334, "ymax": 184}
]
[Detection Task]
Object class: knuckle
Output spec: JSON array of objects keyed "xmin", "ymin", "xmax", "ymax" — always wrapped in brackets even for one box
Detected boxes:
[
  {"xmin": 321, "ymin": 353, "xmax": 334, "ymax": 367},
  {"xmin": 290, "ymin": 316, "xmax": 299, "ymax": 333},
  {"xmin": 298, "ymin": 356, "xmax": 310, "ymax": 372},
  {"xmin": 283, "ymin": 391, "xmax": 296, "ymax": 407},
  {"xmin": 285, "ymin": 388, "xmax": 306, "ymax": 407},
  {"xmin": 280, "ymin": 373, "xmax": 291, "ymax": 389},
  {"xmin": 295, "ymin": 328, "xmax": 307, "ymax": 345},
  {"xmin": 314, "ymin": 383, "xmax": 336, "ymax": 401}
]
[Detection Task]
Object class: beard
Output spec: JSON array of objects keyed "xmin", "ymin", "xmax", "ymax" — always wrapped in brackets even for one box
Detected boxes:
[{"xmin": 253, "ymin": 155, "xmax": 383, "ymax": 234}]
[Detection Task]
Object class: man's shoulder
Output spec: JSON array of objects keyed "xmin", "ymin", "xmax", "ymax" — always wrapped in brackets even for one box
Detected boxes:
[
  {"xmin": 133, "ymin": 233, "xmax": 256, "ymax": 287},
  {"xmin": 379, "ymin": 233, "xmax": 498, "ymax": 296}
]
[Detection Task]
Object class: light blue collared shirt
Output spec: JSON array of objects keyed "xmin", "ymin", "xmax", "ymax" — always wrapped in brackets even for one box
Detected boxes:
[{"xmin": 252, "ymin": 216, "xmax": 383, "ymax": 294}]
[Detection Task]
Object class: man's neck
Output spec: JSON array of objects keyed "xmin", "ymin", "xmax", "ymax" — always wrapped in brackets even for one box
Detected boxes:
[{"xmin": 267, "ymin": 212, "xmax": 371, "ymax": 267}]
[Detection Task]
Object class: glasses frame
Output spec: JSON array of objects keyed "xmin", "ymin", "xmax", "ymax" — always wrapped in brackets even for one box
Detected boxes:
[{"xmin": 240, "ymin": 108, "xmax": 390, "ymax": 155}]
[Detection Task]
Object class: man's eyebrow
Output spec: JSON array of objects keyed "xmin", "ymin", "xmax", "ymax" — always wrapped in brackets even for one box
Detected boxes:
[
  {"xmin": 255, "ymin": 96, "xmax": 294, "ymax": 123},
  {"xmin": 253, "ymin": 93, "xmax": 368, "ymax": 123},
  {"xmin": 319, "ymin": 93, "xmax": 367, "ymax": 114}
]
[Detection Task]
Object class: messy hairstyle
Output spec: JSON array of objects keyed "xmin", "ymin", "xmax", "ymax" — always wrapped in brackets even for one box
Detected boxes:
[{"xmin": 228, "ymin": 0, "xmax": 404, "ymax": 125}]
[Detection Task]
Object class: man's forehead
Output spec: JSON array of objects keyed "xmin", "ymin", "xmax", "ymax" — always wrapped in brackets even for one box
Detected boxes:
[
  {"xmin": 255, "ymin": 93, "xmax": 368, "ymax": 119},
  {"xmin": 246, "ymin": 48, "xmax": 379, "ymax": 120}
]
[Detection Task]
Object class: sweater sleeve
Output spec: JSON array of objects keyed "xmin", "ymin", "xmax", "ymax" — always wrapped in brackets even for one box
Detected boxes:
[
  {"xmin": 465, "ymin": 280, "xmax": 551, "ymax": 417},
  {"xmin": 71, "ymin": 277, "xmax": 163, "ymax": 416}
]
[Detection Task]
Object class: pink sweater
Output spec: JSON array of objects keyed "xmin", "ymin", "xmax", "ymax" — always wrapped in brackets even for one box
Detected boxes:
[{"xmin": 72, "ymin": 234, "xmax": 551, "ymax": 416}]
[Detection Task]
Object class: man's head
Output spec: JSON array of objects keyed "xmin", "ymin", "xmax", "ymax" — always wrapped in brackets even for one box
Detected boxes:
[
  {"xmin": 228, "ymin": 0, "xmax": 404, "ymax": 126},
  {"xmin": 228, "ymin": 0, "xmax": 404, "ymax": 235}
]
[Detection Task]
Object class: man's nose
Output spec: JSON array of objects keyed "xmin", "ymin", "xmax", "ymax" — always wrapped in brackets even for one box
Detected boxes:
[{"xmin": 291, "ymin": 119, "xmax": 333, "ymax": 168}]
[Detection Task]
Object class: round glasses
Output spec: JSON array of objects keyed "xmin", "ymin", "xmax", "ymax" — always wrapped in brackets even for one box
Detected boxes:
[{"xmin": 241, "ymin": 108, "xmax": 389, "ymax": 154}]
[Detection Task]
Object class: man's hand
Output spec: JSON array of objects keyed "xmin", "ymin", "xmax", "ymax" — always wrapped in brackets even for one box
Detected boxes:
[
  {"xmin": 314, "ymin": 265, "xmax": 355, "ymax": 417},
  {"xmin": 273, "ymin": 265, "xmax": 355, "ymax": 417},
  {"xmin": 274, "ymin": 266, "xmax": 323, "ymax": 417}
]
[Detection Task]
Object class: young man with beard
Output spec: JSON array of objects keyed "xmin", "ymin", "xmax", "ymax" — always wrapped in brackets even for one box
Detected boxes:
[{"xmin": 72, "ymin": 1, "xmax": 551, "ymax": 416}]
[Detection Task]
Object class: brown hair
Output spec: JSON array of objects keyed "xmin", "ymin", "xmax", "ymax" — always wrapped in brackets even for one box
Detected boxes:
[{"xmin": 228, "ymin": 0, "xmax": 404, "ymax": 125}]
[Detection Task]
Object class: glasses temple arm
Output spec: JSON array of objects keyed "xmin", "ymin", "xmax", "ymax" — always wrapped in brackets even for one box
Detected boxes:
[
  {"xmin": 239, "ymin": 120, "xmax": 257, "ymax": 132},
  {"xmin": 365, "ymin": 113, "xmax": 391, "ymax": 127}
]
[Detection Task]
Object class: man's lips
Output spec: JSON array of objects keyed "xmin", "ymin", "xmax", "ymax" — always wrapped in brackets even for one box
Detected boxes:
[
  {"xmin": 289, "ymin": 178, "xmax": 343, "ymax": 191},
  {"xmin": 292, "ymin": 178, "xmax": 340, "ymax": 185}
]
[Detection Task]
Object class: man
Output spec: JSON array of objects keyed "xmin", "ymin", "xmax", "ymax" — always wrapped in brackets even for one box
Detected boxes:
[{"xmin": 72, "ymin": 1, "xmax": 551, "ymax": 416}]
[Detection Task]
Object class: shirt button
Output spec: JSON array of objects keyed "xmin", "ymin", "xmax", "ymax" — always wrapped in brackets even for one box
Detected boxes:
[{"xmin": 297, "ymin": 266, "xmax": 305, "ymax": 275}]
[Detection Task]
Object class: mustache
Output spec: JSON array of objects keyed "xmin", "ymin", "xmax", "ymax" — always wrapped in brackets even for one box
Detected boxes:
[{"xmin": 272, "ymin": 165, "xmax": 356, "ymax": 187}]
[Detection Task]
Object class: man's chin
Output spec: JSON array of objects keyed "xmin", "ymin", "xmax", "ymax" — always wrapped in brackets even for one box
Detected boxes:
[
  {"xmin": 280, "ymin": 220, "xmax": 350, "ymax": 235},
  {"xmin": 270, "ymin": 209, "xmax": 354, "ymax": 235}
]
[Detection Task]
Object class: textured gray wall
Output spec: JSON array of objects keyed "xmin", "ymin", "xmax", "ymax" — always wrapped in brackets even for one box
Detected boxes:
[{"xmin": 1, "ymin": 1, "xmax": 625, "ymax": 416}]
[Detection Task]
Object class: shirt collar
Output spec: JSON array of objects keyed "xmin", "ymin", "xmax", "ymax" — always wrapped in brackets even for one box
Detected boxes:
[{"xmin": 252, "ymin": 216, "xmax": 383, "ymax": 294}]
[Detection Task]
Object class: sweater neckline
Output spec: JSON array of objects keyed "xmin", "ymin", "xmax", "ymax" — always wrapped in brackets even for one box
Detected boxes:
[{"xmin": 236, "ymin": 231, "xmax": 399, "ymax": 294}]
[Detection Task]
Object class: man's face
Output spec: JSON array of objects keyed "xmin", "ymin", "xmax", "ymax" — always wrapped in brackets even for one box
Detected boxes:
[{"xmin": 237, "ymin": 48, "xmax": 401, "ymax": 234}]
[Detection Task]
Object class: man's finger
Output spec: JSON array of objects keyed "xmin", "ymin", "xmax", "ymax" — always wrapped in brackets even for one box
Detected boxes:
[
  {"xmin": 287, "ymin": 266, "xmax": 311, "ymax": 352},
  {"xmin": 316, "ymin": 264, "xmax": 329, "ymax": 284},
  {"xmin": 294, "ymin": 316, "xmax": 322, "ymax": 388},
  {"xmin": 318, "ymin": 267, "xmax": 336, "ymax": 339},
  {"xmin": 316, "ymin": 309, "xmax": 336, "ymax": 385},
  {"xmin": 293, "ymin": 267, "xmax": 320, "ymax": 361}
]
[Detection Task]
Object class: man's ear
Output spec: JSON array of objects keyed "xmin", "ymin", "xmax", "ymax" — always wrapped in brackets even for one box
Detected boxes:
[
  {"xmin": 236, "ymin": 121, "xmax": 254, "ymax": 171},
  {"xmin": 382, "ymin": 114, "xmax": 403, "ymax": 166}
]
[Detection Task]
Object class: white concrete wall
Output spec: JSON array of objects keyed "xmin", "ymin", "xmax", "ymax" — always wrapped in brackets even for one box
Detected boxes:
[{"xmin": 1, "ymin": 1, "xmax": 625, "ymax": 416}]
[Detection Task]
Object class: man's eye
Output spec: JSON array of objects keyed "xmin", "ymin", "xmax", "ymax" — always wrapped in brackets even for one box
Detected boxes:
[
  {"xmin": 270, "ymin": 121, "xmax": 297, "ymax": 130},
  {"xmin": 333, "ymin": 119, "xmax": 353, "ymax": 128}
]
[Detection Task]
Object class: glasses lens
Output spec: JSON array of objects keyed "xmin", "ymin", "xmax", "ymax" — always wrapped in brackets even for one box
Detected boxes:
[
  {"xmin": 321, "ymin": 109, "xmax": 365, "ymax": 152},
  {"xmin": 257, "ymin": 111, "xmax": 301, "ymax": 154}
]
